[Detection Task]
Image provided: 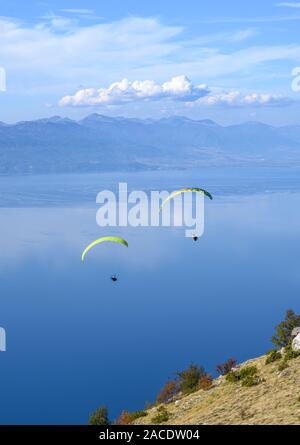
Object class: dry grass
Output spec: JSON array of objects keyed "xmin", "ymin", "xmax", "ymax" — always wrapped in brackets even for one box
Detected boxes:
[{"xmin": 134, "ymin": 355, "xmax": 300, "ymax": 425}]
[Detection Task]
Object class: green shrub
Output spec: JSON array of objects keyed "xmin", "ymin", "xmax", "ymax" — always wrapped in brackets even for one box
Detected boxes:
[
  {"xmin": 226, "ymin": 366, "xmax": 259, "ymax": 386},
  {"xmin": 176, "ymin": 363, "xmax": 206, "ymax": 394},
  {"xmin": 265, "ymin": 349, "xmax": 282, "ymax": 365},
  {"xmin": 277, "ymin": 360, "xmax": 289, "ymax": 372},
  {"xmin": 284, "ymin": 344, "xmax": 300, "ymax": 361},
  {"xmin": 225, "ymin": 370, "xmax": 240, "ymax": 383},
  {"xmin": 272, "ymin": 309, "xmax": 300, "ymax": 348},
  {"xmin": 89, "ymin": 406, "xmax": 110, "ymax": 425},
  {"xmin": 151, "ymin": 406, "xmax": 169, "ymax": 424},
  {"xmin": 128, "ymin": 410, "xmax": 147, "ymax": 422},
  {"xmin": 239, "ymin": 366, "xmax": 258, "ymax": 379},
  {"xmin": 241, "ymin": 375, "xmax": 260, "ymax": 387}
]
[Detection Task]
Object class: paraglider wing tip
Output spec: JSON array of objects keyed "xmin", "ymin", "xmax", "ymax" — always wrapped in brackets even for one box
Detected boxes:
[{"xmin": 200, "ymin": 189, "xmax": 213, "ymax": 200}]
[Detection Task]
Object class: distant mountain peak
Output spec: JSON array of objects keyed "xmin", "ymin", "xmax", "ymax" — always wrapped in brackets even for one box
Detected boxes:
[
  {"xmin": 244, "ymin": 120, "xmax": 273, "ymax": 128},
  {"xmin": 197, "ymin": 119, "xmax": 219, "ymax": 126},
  {"xmin": 159, "ymin": 115, "xmax": 192, "ymax": 123},
  {"xmin": 16, "ymin": 116, "xmax": 75, "ymax": 126},
  {"xmin": 80, "ymin": 113, "xmax": 115, "ymax": 122},
  {"xmin": 158, "ymin": 116, "xmax": 219, "ymax": 126}
]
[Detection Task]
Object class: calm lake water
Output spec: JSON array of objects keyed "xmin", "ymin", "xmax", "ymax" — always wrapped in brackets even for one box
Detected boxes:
[{"xmin": 0, "ymin": 167, "xmax": 300, "ymax": 424}]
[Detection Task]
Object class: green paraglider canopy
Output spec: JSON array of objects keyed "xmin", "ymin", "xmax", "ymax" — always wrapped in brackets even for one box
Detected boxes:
[
  {"xmin": 160, "ymin": 187, "xmax": 213, "ymax": 210},
  {"xmin": 81, "ymin": 236, "xmax": 128, "ymax": 262}
]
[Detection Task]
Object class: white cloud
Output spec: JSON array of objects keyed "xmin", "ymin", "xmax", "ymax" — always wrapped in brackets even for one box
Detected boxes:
[
  {"xmin": 228, "ymin": 29, "xmax": 258, "ymax": 42},
  {"xmin": 193, "ymin": 91, "xmax": 292, "ymax": 107},
  {"xmin": 0, "ymin": 16, "xmax": 183, "ymax": 93},
  {"xmin": 276, "ymin": 2, "xmax": 300, "ymax": 8},
  {"xmin": 183, "ymin": 28, "xmax": 257, "ymax": 47},
  {"xmin": 39, "ymin": 13, "xmax": 79, "ymax": 30},
  {"xmin": 1, "ymin": 16, "xmax": 299, "ymax": 86},
  {"xmin": 200, "ymin": 13, "xmax": 300, "ymax": 23},
  {"xmin": 58, "ymin": 8, "xmax": 103, "ymax": 20},
  {"xmin": 59, "ymin": 75, "xmax": 210, "ymax": 106},
  {"xmin": 196, "ymin": 91, "xmax": 241, "ymax": 106},
  {"xmin": 59, "ymin": 74, "xmax": 292, "ymax": 109},
  {"xmin": 243, "ymin": 93, "xmax": 292, "ymax": 106},
  {"xmin": 59, "ymin": 9, "xmax": 95, "ymax": 14},
  {"xmin": 0, "ymin": 14, "xmax": 299, "ymax": 109}
]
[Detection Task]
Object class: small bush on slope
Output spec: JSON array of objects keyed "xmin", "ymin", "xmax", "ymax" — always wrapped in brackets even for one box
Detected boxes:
[
  {"xmin": 277, "ymin": 360, "xmax": 289, "ymax": 372},
  {"xmin": 199, "ymin": 374, "xmax": 213, "ymax": 390},
  {"xmin": 115, "ymin": 410, "xmax": 147, "ymax": 425},
  {"xmin": 156, "ymin": 380, "xmax": 179, "ymax": 404},
  {"xmin": 151, "ymin": 406, "xmax": 169, "ymax": 424},
  {"xmin": 89, "ymin": 406, "xmax": 110, "ymax": 425},
  {"xmin": 226, "ymin": 366, "xmax": 259, "ymax": 386},
  {"xmin": 241, "ymin": 374, "xmax": 260, "ymax": 387},
  {"xmin": 177, "ymin": 363, "xmax": 206, "ymax": 394},
  {"xmin": 284, "ymin": 343, "xmax": 300, "ymax": 361},
  {"xmin": 216, "ymin": 358, "xmax": 237, "ymax": 376},
  {"xmin": 265, "ymin": 349, "xmax": 282, "ymax": 365}
]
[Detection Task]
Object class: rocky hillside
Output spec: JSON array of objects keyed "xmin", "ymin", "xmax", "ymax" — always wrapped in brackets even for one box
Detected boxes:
[{"xmin": 134, "ymin": 353, "xmax": 300, "ymax": 425}]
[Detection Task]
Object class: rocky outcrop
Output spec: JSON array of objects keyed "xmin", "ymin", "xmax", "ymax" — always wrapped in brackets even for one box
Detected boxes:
[{"xmin": 292, "ymin": 333, "xmax": 300, "ymax": 351}]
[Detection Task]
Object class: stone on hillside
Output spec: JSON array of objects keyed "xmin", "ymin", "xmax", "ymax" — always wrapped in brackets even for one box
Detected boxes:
[
  {"xmin": 292, "ymin": 333, "xmax": 300, "ymax": 352},
  {"xmin": 291, "ymin": 327, "xmax": 300, "ymax": 337},
  {"xmin": 231, "ymin": 366, "xmax": 241, "ymax": 372},
  {"xmin": 277, "ymin": 369, "xmax": 291, "ymax": 378}
]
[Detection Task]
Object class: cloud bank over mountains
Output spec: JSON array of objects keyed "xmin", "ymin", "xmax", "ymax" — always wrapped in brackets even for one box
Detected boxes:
[
  {"xmin": 194, "ymin": 91, "xmax": 292, "ymax": 107},
  {"xmin": 59, "ymin": 76, "xmax": 209, "ymax": 106},
  {"xmin": 59, "ymin": 75, "xmax": 292, "ymax": 108}
]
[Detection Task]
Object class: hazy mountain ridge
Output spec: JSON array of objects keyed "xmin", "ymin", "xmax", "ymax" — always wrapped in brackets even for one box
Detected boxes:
[{"xmin": 0, "ymin": 114, "xmax": 300, "ymax": 174}]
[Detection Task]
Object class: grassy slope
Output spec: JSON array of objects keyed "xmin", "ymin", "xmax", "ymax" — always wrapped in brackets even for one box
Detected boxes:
[{"xmin": 134, "ymin": 355, "xmax": 300, "ymax": 425}]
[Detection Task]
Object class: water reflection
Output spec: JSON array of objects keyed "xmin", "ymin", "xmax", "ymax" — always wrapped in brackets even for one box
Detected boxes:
[{"xmin": 0, "ymin": 174, "xmax": 300, "ymax": 424}]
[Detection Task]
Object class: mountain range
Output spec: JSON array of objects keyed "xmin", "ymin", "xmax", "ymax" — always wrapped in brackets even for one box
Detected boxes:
[{"xmin": 1, "ymin": 114, "xmax": 300, "ymax": 174}]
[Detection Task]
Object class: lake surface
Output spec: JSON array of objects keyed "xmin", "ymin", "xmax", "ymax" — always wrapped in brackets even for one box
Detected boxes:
[{"xmin": 0, "ymin": 167, "xmax": 300, "ymax": 424}]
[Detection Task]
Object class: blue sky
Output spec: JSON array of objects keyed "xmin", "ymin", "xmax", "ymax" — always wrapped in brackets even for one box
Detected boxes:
[{"xmin": 0, "ymin": 0, "xmax": 300, "ymax": 124}]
